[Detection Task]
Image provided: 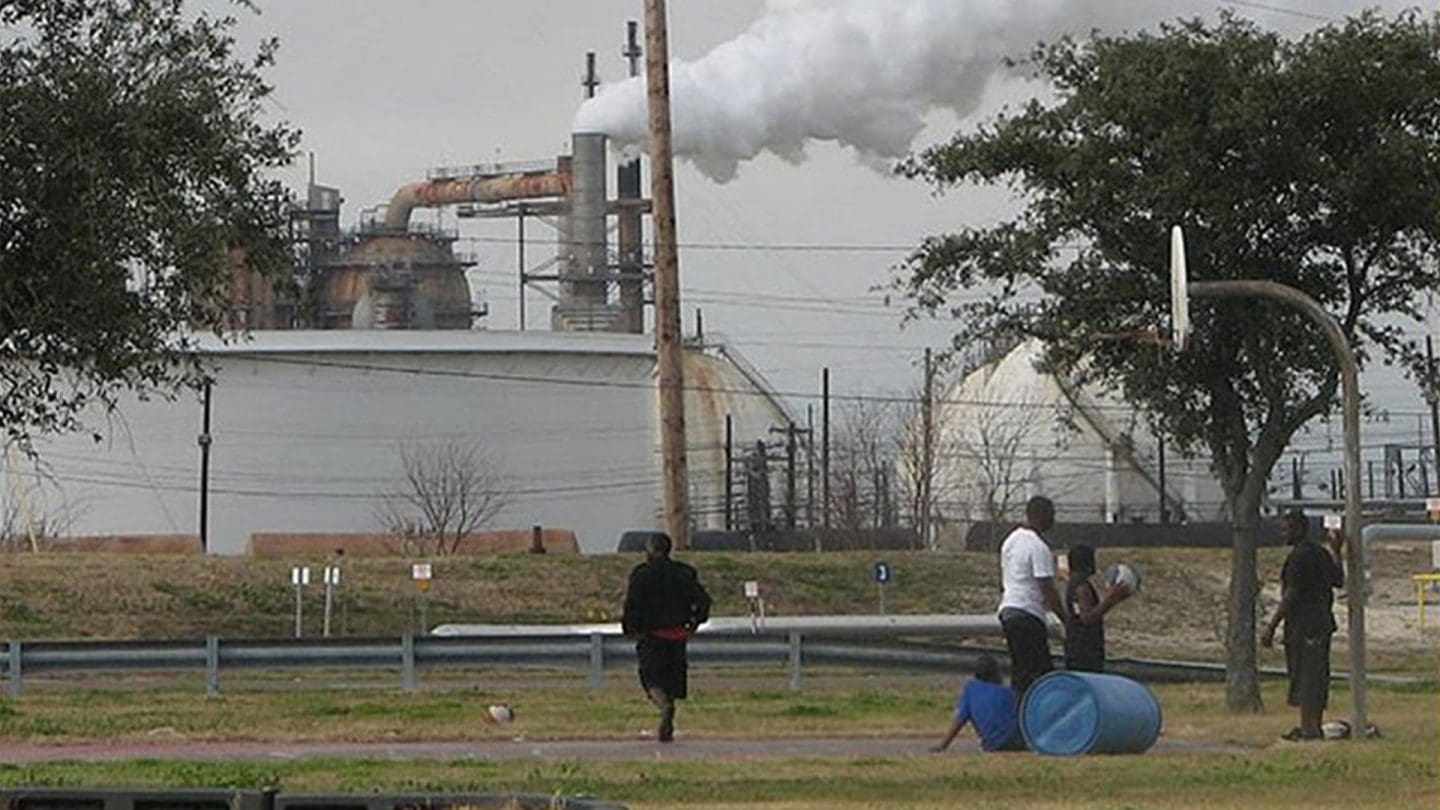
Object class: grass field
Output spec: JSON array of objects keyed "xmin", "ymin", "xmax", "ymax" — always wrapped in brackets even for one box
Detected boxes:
[
  {"xmin": 0, "ymin": 547, "xmax": 1436, "ymax": 807},
  {"xmin": 0, "ymin": 680, "xmax": 1433, "ymax": 809},
  {"xmin": 0, "ymin": 546, "xmax": 1434, "ymax": 673}
]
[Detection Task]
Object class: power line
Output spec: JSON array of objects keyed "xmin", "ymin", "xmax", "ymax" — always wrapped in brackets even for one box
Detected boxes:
[{"xmin": 1219, "ymin": 0, "xmax": 1332, "ymax": 23}]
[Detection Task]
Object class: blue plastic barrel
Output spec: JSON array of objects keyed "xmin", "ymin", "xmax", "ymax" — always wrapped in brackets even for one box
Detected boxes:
[{"xmin": 1019, "ymin": 671, "xmax": 1162, "ymax": 756}]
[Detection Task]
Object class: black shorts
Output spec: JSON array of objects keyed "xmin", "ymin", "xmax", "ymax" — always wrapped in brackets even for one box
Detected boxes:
[
  {"xmin": 1285, "ymin": 630, "xmax": 1332, "ymax": 711},
  {"xmin": 637, "ymin": 636, "xmax": 689, "ymax": 701}
]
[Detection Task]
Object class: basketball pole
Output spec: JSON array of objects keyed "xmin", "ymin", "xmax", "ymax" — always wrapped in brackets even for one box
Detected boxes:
[{"xmin": 1170, "ymin": 226, "xmax": 1368, "ymax": 737}]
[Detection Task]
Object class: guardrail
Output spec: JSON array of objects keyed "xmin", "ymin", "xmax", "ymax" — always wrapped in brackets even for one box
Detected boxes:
[{"xmin": 0, "ymin": 630, "xmax": 1302, "ymax": 699}]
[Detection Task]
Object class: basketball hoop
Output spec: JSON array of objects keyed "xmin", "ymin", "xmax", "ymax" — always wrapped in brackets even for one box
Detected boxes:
[{"xmin": 1170, "ymin": 225, "xmax": 1191, "ymax": 350}]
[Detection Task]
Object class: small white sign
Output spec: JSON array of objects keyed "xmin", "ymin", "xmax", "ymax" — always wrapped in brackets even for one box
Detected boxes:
[
  {"xmin": 1427, "ymin": 497, "xmax": 1440, "ymax": 515},
  {"xmin": 743, "ymin": 580, "xmax": 760, "ymax": 599},
  {"xmin": 1323, "ymin": 514, "xmax": 1343, "ymax": 531},
  {"xmin": 412, "ymin": 563, "xmax": 433, "ymax": 581},
  {"xmin": 291, "ymin": 566, "xmax": 311, "ymax": 586},
  {"xmin": 324, "ymin": 566, "xmax": 341, "ymax": 586}
]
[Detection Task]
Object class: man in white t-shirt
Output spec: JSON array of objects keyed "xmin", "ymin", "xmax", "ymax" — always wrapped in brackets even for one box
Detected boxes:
[{"xmin": 997, "ymin": 495, "xmax": 1065, "ymax": 698}]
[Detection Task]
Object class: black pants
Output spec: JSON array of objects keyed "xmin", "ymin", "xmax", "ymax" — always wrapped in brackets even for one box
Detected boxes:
[
  {"xmin": 1001, "ymin": 608, "xmax": 1052, "ymax": 698},
  {"xmin": 637, "ymin": 636, "xmax": 689, "ymax": 701}
]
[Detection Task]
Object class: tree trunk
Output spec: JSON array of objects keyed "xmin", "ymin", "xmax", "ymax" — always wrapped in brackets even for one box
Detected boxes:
[{"xmin": 1225, "ymin": 486, "xmax": 1264, "ymax": 712}]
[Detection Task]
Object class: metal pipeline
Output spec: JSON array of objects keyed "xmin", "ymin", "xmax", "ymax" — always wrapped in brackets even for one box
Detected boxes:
[{"xmin": 383, "ymin": 172, "xmax": 570, "ymax": 231}]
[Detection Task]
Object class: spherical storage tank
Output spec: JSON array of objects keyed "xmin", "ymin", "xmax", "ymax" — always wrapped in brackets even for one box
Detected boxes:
[{"xmin": 318, "ymin": 232, "xmax": 473, "ymax": 330}]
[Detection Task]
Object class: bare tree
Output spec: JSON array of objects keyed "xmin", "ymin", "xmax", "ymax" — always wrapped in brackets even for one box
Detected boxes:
[
  {"xmin": 377, "ymin": 438, "xmax": 511, "ymax": 556},
  {"xmin": 948, "ymin": 400, "xmax": 1050, "ymax": 528},
  {"xmin": 826, "ymin": 397, "xmax": 900, "ymax": 542}
]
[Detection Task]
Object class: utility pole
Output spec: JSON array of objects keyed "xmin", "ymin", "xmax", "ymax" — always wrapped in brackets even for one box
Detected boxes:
[
  {"xmin": 646, "ymin": 0, "xmax": 690, "ymax": 549},
  {"xmin": 921, "ymin": 348, "xmax": 934, "ymax": 550},
  {"xmin": 198, "ymin": 380, "xmax": 213, "ymax": 553},
  {"xmin": 821, "ymin": 367, "xmax": 831, "ymax": 547}
]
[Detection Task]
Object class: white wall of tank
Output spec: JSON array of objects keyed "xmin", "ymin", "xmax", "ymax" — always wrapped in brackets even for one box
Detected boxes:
[{"xmin": 18, "ymin": 331, "xmax": 789, "ymax": 554}]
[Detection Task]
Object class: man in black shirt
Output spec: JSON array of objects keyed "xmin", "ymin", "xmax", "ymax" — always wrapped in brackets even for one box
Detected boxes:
[
  {"xmin": 1262, "ymin": 510, "xmax": 1344, "ymax": 741},
  {"xmin": 622, "ymin": 533, "xmax": 711, "ymax": 742}
]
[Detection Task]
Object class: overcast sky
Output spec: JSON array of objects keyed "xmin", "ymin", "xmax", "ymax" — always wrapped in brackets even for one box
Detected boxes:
[{"xmin": 226, "ymin": 0, "xmax": 1434, "ymax": 448}]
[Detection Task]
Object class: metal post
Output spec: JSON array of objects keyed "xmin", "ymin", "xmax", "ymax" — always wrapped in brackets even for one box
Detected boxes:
[
  {"xmin": 6, "ymin": 640, "xmax": 20, "ymax": 698},
  {"xmin": 646, "ymin": 0, "xmax": 691, "ymax": 550},
  {"xmin": 785, "ymin": 421, "xmax": 797, "ymax": 530},
  {"xmin": 821, "ymin": 367, "xmax": 830, "ymax": 543},
  {"xmin": 1158, "ymin": 437, "xmax": 1168, "ymax": 524},
  {"xmin": 1395, "ymin": 450, "xmax": 1406, "ymax": 499},
  {"xmin": 787, "ymin": 631, "xmax": 803, "ymax": 691},
  {"xmin": 807, "ymin": 404, "xmax": 816, "ymax": 528},
  {"xmin": 293, "ymin": 582, "xmax": 303, "ymax": 639},
  {"xmin": 517, "ymin": 204, "xmax": 527, "ymax": 331},
  {"xmin": 724, "ymin": 414, "xmax": 733, "ymax": 531},
  {"xmin": 322, "ymin": 569, "xmax": 334, "ymax": 638},
  {"xmin": 205, "ymin": 635, "xmax": 220, "ymax": 698},
  {"xmin": 1189, "ymin": 279, "xmax": 1367, "ymax": 735},
  {"xmin": 1428, "ymin": 336, "xmax": 1439, "ymax": 493},
  {"xmin": 921, "ymin": 348, "xmax": 934, "ymax": 548},
  {"xmin": 198, "ymin": 380, "xmax": 212, "ymax": 553},
  {"xmin": 588, "ymin": 633, "xmax": 605, "ymax": 690},
  {"xmin": 401, "ymin": 632, "xmax": 417, "ymax": 692}
]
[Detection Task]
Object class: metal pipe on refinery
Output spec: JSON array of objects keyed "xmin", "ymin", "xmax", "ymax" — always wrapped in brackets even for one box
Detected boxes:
[{"xmin": 383, "ymin": 172, "xmax": 571, "ymax": 231}]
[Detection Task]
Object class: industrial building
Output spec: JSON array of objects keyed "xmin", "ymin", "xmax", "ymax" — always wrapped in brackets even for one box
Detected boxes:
[
  {"xmin": 13, "ymin": 129, "xmax": 792, "ymax": 555},
  {"xmin": 919, "ymin": 339, "xmax": 1228, "ymax": 544}
]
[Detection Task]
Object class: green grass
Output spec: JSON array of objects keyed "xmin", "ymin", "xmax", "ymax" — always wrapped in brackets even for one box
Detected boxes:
[
  {"xmin": 0, "ymin": 741, "xmax": 1432, "ymax": 809},
  {"xmin": 0, "ymin": 681, "xmax": 1433, "ymax": 807}
]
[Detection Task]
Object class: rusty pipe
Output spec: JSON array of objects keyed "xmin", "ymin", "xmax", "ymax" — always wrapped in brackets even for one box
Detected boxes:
[{"xmin": 384, "ymin": 172, "xmax": 571, "ymax": 231}]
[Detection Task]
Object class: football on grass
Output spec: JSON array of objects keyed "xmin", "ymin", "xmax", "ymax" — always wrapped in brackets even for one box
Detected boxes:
[{"xmin": 483, "ymin": 703, "xmax": 515, "ymax": 725}]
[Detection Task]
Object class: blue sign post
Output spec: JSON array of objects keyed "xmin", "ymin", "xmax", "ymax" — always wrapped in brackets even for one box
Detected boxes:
[{"xmin": 873, "ymin": 561, "xmax": 892, "ymax": 615}]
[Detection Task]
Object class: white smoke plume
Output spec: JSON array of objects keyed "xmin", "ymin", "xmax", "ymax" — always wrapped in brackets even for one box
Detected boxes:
[{"xmin": 570, "ymin": 0, "xmax": 1324, "ymax": 182}]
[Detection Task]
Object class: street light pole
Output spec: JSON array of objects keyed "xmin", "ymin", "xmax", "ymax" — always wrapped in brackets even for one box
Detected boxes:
[{"xmin": 1188, "ymin": 279, "xmax": 1367, "ymax": 735}]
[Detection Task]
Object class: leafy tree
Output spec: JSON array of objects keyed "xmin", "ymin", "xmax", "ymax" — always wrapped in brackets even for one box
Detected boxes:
[
  {"xmin": 894, "ymin": 11, "xmax": 1438, "ymax": 710},
  {"xmin": 0, "ymin": 0, "xmax": 298, "ymax": 449}
]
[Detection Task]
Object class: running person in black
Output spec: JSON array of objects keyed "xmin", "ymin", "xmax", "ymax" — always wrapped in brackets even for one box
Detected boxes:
[
  {"xmin": 1062, "ymin": 544, "xmax": 1131, "ymax": 672},
  {"xmin": 622, "ymin": 533, "xmax": 711, "ymax": 742}
]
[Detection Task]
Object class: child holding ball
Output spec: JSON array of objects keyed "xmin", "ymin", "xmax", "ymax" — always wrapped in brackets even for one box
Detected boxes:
[{"xmin": 1064, "ymin": 544, "xmax": 1133, "ymax": 672}]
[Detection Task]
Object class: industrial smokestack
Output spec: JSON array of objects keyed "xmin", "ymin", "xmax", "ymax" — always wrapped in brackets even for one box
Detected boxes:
[
  {"xmin": 571, "ymin": 0, "xmax": 1336, "ymax": 182},
  {"xmin": 560, "ymin": 132, "xmax": 610, "ymax": 326}
]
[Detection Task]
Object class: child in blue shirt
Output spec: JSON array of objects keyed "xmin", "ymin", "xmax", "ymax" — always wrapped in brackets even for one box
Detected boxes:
[{"xmin": 931, "ymin": 654, "xmax": 1025, "ymax": 752}]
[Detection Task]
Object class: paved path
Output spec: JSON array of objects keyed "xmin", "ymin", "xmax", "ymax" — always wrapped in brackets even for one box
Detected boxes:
[{"xmin": 0, "ymin": 736, "xmax": 1242, "ymax": 763}]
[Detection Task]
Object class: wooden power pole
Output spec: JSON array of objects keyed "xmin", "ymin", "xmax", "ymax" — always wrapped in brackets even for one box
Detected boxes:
[{"xmin": 645, "ymin": 0, "xmax": 690, "ymax": 549}]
